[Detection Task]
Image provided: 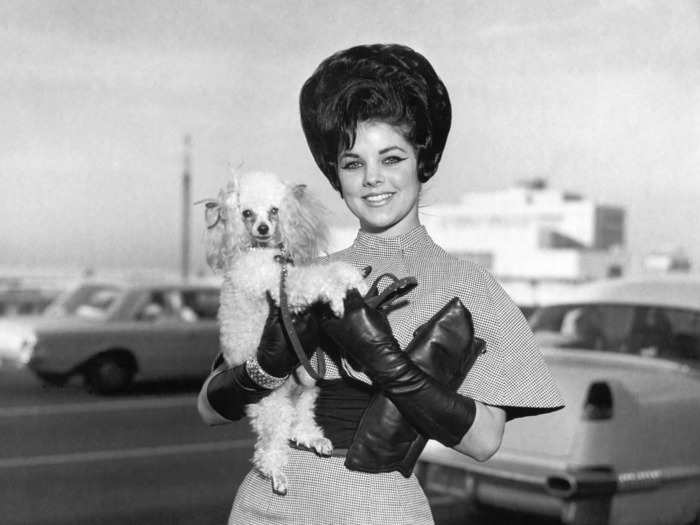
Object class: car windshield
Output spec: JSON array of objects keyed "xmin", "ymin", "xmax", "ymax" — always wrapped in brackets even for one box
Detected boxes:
[
  {"xmin": 530, "ymin": 302, "xmax": 700, "ymax": 368},
  {"xmin": 44, "ymin": 284, "xmax": 124, "ymax": 320}
]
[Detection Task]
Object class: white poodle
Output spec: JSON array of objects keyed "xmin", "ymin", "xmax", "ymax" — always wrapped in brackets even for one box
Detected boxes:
[{"xmin": 201, "ymin": 171, "xmax": 367, "ymax": 495}]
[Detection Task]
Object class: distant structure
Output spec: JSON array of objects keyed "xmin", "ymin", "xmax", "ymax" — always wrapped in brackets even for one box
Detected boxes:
[
  {"xmin": 420, "ymin": 178, "xmax": 626, "ymax": 283},
  {"xmin": 642, "ymin": 248, "xmax": 691, "ymax": 273}
]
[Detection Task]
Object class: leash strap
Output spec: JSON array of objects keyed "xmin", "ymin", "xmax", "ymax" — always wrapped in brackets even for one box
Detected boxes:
[
  {"xmin": 365, "ymin": 273, "xmax": 418, "ymax": 311},
  {"xmin": 278, "ymin": 260, "xmax": 326, "ymax": 381}
]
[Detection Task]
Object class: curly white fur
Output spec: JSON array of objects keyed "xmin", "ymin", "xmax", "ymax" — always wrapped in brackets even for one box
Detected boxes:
[{"xmin": 203, "ymin": 171, "xmax": 367, "ymax": 495}]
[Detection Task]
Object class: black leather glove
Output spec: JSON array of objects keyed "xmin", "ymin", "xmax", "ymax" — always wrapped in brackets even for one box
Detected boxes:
[
  {"xmin": 256, "ymin": 294, "xmax": 319, "ymax": 378},
  {"xmin": 206, "ymin": 295, "xmax": 319, "ymax": 421},
  {"xmin": 346, "ymin": 298, "xmax": 484, "ymax": 475},
  {"xmin": 318, "ymin": 289, "xmax": 476, "ymax": 447},
  {"xmin": 206, "ymin": 362, "xmax": 269, "ymax": 421}
]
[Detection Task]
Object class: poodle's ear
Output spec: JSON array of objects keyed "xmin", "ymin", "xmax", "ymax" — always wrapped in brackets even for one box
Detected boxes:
[
  {"xmin": 279, "ymin": 184, "xmax": 329, "ymax": 264},
  {"xmin": 201, "ymin": 184, "xmax": 248, "ymax": 273},
  {"xmin": 202, "ymin": 202, "xmax": 227, "ymax": 273}
]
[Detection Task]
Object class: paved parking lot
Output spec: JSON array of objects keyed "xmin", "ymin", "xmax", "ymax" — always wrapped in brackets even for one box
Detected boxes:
[{"xmin": 0, "ymin": 367, "xmax": 555, "ymax": 525}]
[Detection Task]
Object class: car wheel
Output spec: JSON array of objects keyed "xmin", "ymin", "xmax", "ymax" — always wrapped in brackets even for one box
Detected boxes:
[{"xmin": 84, "ymin": 356, "xmax": 134, "ymax": 395}]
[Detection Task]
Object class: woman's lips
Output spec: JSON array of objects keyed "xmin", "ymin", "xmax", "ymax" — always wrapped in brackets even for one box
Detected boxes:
[{"xmin": 363, "ymin": 192, "xmax": 394, "ymax": 205}]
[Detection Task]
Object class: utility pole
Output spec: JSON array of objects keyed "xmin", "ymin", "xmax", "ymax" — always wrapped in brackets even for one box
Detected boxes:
[{"xmin": 181, "ymin": 134, "xmax": 192, "ymax": 281}]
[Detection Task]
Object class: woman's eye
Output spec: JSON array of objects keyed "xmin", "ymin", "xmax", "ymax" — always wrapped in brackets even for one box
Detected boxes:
[
  {"xmin": 383, "ymin": 156, "xmax": 406, "ymax": 165},
  {"xmin": 340, "ymin": 160, "xmax": 362, "ymax": 170}
]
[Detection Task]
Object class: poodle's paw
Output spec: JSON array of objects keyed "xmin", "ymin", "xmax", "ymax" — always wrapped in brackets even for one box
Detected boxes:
[
  {"xmin": 271, "ymin": 471, "xmax": 288, "ymax": 496},
  {"xmin": 328, "ymin": 296, "xmax": 346, "ymax": 317},
  {"xmin": 310, "ymin": 436, "xmax": 333, "ymax": 457}
]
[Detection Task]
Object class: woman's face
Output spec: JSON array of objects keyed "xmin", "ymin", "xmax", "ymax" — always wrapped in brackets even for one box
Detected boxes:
[{"xmin": 337, "ymin": 121, "xmax": 421, "ymax": 237}]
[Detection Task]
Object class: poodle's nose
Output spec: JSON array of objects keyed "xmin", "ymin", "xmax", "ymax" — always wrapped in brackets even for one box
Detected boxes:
[{"xmin": 257, "ymin": 223, "xmax": 269, "ymax": 235}]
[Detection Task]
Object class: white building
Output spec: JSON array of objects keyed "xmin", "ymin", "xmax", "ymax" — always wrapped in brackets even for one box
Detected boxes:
[{"xmin": 420, "ymin": 179, "xmax": 626, "ymax": 282}]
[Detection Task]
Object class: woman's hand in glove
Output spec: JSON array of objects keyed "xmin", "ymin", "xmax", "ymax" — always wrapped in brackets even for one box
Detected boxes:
[
  {"xmin": 316, "ymin": 288, "xmax": 401, "ymax": 379},
  {"xmin": 256, "ymin": 293, "xmax": 319, "ymax": 378},
  {"xmin": 199, "ymin": 295, "xmax": 319, "ymax": 424}
]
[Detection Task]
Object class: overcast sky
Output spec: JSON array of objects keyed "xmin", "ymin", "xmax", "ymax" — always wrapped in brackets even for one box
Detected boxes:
[{"xmin": 2, "ymin": 0, "xmax": 699, "ymax": 275}]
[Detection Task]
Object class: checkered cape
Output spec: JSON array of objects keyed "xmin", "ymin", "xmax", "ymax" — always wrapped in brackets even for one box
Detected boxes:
[{"xmin": 229, "ymin": 226, "xmax": 564, "ymax": 525}]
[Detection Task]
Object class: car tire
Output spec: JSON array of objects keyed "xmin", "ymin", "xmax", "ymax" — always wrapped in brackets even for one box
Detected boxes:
[{"xmin": 84, "ymin": 355, "xmax": 135, "ymax": 395}]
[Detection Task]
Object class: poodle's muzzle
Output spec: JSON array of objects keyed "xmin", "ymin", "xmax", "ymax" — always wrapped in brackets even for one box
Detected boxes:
[
  {"xmin": 243, "ymin": 208, "xmax": 281, "ymax": 248},
  {"xmin": 250, "ymin": 221, "xmax": 277, "ymax": 247}
]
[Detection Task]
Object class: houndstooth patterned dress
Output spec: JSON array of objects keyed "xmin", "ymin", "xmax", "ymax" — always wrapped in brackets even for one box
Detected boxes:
[{"xmin": 228, "ymin": 225, "xmax": 564, "ymax": 525}]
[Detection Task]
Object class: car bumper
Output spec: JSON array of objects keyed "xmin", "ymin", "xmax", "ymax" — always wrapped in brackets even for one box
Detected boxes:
[
  {"xmin": 417, "ymin": 454, "xmax": 583, "ymax": 521},
  {"xmin": 417, "ymin": 447, "xmax": 700, "ymax": 525}
]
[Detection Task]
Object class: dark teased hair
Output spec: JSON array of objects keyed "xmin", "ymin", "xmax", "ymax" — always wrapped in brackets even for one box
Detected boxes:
[{"xmin": 299, "ymin": 43, "xmax": 452, "ymax": 191}]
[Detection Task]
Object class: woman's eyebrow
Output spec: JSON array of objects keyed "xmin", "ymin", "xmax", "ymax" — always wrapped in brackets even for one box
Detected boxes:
[
  {"xmin": 340, "ymin": 145, "xmax": 407, "ymax": 158},
  {"xmin": 379, "ymin": 146, "xmax": 407, "ymax": 154}
]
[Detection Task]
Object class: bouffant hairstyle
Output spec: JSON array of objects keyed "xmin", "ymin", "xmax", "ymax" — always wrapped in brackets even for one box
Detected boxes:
[{"xmin": 299, "ymin": 43, "xmax": 451, "ymax": 192}]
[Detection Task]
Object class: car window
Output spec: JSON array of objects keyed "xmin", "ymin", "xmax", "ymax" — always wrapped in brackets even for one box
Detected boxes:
[
  {"xmin": 597, "ymin": 305, "xmax": 636, "ymax": 349},
  {"xmin": 45, "ymin": 284, "xmax": 123, "ymax": 319},
  {"xmin": 627, "ymin": 307, "xmax": 700, "ymax": 366},
  {"xmin": 531, "ymin": 303, "xmax": 635, "ymax": 351},
  {"xmin": 134, "ymin": 289, "xmax": 218, "ymax": 322},
  {"xmin": 182, "ymin": 290, "xmax": 220, "ymax": 320},
  {"xmin": 531, "ymin": 302, "xmax": 700, "ymax": 368},
  {"xmin": 530, "ymin": 304, "xmax": 570, "ymax": 332},
  {"xmin": 135, "ymin": 291, "xmax": 192, "ymax": 322},
  {"xmin": 71, "ymin": 286, "xmax": 123, "ymax": 319}
]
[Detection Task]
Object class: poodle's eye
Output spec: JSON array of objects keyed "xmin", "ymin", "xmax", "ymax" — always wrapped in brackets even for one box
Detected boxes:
[
  {"xmin": 242, "ymin": 209, "xmax": 253, "ymax": 219},
  {"xmin": 269, "ymin": 207, "xmax": 279, "ymax": 216}
]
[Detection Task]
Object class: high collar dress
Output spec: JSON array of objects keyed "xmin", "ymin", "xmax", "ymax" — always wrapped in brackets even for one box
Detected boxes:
[{"xmin": 229, "ymin": 225, "xmax": 564, "ymax": 525}]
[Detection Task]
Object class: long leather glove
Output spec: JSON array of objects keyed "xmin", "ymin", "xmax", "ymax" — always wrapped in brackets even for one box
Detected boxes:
[
  {"xmin": 318, "ymin": 289, "xmax": 477, "ymax": 447},
  {"xmin": 255, "ymin": 294, "xmax": 319, "ymax": 378},
  {"xmin": 205, "ymin": 297, "xmax": 318, "ymax": 421},
  {"xmin": 346, "ymin": 297, "xmax": 484, "ymax": 475}
]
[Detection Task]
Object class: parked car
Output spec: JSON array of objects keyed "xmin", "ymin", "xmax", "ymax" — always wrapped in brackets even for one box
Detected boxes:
[
  {"xmin": 0, "ymin": 287, "xmax": 61, "ymax": 317},
  {"xmin": 417, "ymin": 275, "xmax": 700, "ymax": 525},
  {"xmin": 0, "ymin": 279, "xmax": 221, "ymax": 394},
  {"xmin": 529, "ymin": 276, "xmax": 700, "ymax": 368}
]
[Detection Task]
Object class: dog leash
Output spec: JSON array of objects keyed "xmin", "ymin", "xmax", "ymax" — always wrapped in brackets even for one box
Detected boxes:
[
  {"xmin": 364, "ymin": 273, "xmax": 418, "ymax": 312},
  {"xmin": 277, "ymin": 258, "xmax": 327, "ymax": 382}
]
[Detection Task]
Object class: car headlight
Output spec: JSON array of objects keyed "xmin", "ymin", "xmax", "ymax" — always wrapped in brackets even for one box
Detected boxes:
[{"xmin": 17, "ymin": 334, "xmax": 37, "ymax": 365}]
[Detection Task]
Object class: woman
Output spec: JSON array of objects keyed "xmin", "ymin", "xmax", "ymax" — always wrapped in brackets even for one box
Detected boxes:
[{"xmin": 198, "ymin": 43, "xmax": 564, "ymax": 524}]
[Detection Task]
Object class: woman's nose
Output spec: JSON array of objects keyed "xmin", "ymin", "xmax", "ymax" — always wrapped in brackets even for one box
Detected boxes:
[{"xmin": 363, "ymin": 162, "xmax": 384, "ymax": 186}]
